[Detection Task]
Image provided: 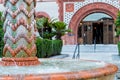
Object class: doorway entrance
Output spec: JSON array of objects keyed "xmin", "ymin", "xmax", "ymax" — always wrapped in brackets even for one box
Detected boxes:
[
  {"xmin": 77, "ymin": 12, "xmax": 116, "ymax": 44},
  {"xmin": 78, "ymin": 19, "xmax": 115, "ymax": 44},
  {"xmin": 92, "ymin": 22, "xmax": 103, "ymax": 44}
]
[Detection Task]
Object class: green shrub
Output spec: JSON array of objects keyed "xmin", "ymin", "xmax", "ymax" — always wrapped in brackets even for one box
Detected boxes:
[
  {"xmin": 115, "ymin": 11, "xmax": 120, "ymax": 28},
  {"xmin": 0, "ymin": 40, "xmax": 4, "ymax": 57},
  {"xmin": 36, "ymin": 17, "xmax": 56, "ymax": 39},
  {"xmin": 115, "ymin": 11, "xmax": 120, "ymax": 56},
  {"xmin": 52, "ymin": 40, "xmax": 63, "ymax": 55},
  {"xmin": 0, "ymin": 11, "xmax": 4, "ymax": 57},
  {"xmin": 118, "ymin": 41, "xmax": 120, "ymax": 55},
  {"xmin": 52, "ymin": 21, "xmax": 72, "ymax": 40},
  {"xmin": 36, "ymin": 38, "xmax": 63, "ymax": 58}
]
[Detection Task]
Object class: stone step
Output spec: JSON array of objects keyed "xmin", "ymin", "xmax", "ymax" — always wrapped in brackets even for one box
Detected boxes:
[{"xmin": 62, "ymin": 44, "xmax": 118, "ymax": 52}]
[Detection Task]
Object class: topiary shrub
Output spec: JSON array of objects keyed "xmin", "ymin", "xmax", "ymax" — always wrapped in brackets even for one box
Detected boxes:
[
  {"xmin": 0, "ymin": 11, "xmax": 4, "ymax": 57},
  {"xmin": 36, "ymin": 38, "xmax": 63, "ymax": 58},
  {"xmin": 118, "ymin": 41, "xmax": 120, "ymax": 55}
]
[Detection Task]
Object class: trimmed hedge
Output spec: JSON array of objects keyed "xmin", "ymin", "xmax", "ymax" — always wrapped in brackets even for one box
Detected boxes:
[
  {"xmin": 118, "ymin": 41, "xmax": 120, "ymax": 56},
  {"xmin": 36, "ymin": 38, "xmax": 63, "ymax": 58},
  {"xmin": 0, "ymin": 40, "xmax": 3, "ymax": 57}
]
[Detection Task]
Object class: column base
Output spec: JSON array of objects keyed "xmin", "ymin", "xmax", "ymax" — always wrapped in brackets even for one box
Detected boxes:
[{"xmin": 1, "ymin": 57, "xmax": 40, "ymax": 66}]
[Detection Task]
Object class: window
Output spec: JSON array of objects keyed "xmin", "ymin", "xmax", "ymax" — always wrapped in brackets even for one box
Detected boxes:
[{"xmin": 109, "ymin": 25, "xmax": 113, "ymax": 31}]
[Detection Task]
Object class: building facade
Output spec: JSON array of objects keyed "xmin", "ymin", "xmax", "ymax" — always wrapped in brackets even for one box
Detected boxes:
[
  {"xmin": 58, "ymin": 0, "xmax": 119, "ymax": 44},
  {"xmin": 0, "ymin": 0, "xmax": 119, "ymax": 45}
]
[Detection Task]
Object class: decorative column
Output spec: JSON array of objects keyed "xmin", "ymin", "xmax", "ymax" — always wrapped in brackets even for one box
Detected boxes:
[{"xmin": 2, "ymin": 0, "xmax": 40, "ymax": 66}]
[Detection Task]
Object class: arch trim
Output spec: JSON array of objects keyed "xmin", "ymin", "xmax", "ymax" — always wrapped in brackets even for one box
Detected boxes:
[
  {"xmin": 35, "ymin": 12, "xmax": 50, "ymax": 19},
  {"xmin": 69, "ymin": 2, "xmax": 119, "ymax": 44}
]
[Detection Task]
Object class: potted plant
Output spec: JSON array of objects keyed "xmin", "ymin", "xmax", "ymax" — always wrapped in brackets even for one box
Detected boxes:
[
  {"xmin": 36, "ymin": 17, "xmax": 56, "ymax": 39},
  {"xmin": 115, "ymin": 11, "xmax": 120, "ymax": 55},
  {"xmin": 52, "ymin": 21, "xmax": 71, "ymax": 40}
]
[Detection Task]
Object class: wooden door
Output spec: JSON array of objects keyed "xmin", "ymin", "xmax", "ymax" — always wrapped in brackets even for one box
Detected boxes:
[
  {"xmin": 103, "ymin": 20, "xmax": 114, "ymax": 44},
  {"xmin": 81, "ymin": 22, "xmax": 92, "ymax": 44}
]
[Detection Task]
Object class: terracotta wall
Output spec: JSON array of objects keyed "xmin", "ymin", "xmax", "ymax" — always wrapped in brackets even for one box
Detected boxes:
[{"xmin": 0, "ymin": 0, "xmax": 3, "ymax": 3}]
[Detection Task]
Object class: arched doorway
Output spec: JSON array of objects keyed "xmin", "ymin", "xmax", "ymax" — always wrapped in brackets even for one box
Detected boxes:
[
  {"xmin": 78, "ymin": 13, "xmax": 115, "ymax": 44},
  {"xmin": 69, "ymin": 2, "xmax": 119, "ymax": 44}
]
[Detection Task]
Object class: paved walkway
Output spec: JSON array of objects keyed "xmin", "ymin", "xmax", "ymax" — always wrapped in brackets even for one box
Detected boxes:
[{"xmin": 60, "ymin": 44, "xmax": 119, "ymax": 62}]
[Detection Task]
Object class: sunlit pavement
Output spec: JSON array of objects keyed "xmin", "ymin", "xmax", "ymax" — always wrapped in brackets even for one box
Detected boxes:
[{"xmin": 61, "ymin": 44, "xmax": 118, "ymax": 62}]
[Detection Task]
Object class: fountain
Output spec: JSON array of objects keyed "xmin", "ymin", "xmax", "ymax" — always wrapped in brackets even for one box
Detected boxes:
[
  {"xmin": 2, "ymin": 0, "xmax": 40, "ymax": 66},
  {"xmin": 0, "ymin": 0, "xmax": 118, "ymax": 80}
]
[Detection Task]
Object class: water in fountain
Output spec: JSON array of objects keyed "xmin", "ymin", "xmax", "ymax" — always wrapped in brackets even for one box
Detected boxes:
[
  {"xmin": 0, "ymin": 59, "xmax": 106, "ymax": 75},
  {"xmin": 11, "ymin": 58, "xmax": 18, "ymax": 67}
]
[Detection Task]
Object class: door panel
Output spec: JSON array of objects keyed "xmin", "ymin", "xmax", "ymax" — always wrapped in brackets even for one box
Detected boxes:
[
  {"xmin": 79, "ymin": 20, "xmax": 114, "ymax": 44},
  {"xmin": 103, "ymin": 20, "xmax": 114, "ymax": 44}
]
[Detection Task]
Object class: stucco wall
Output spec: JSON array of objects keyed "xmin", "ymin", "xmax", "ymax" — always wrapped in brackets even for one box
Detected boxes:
[
  {"xmin": 0, "ymin": 4, "xmax": 5, "ymax": 12},
  {"xmin": 36, "ymin": 2, "xmax": 59, "ymax": 19}
]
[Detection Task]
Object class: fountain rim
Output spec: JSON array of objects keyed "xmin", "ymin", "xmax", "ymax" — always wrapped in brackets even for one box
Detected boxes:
[
  {"xmin": 1, "ymin": 57, "xmax": 40, "ymax": 66},
  {"xmin": 0, "ymin": 59, "xmax": 118, "ymax": 80}
]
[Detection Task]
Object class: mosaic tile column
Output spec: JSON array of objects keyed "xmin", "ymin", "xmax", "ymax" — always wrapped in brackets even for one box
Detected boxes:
[{"xmin": 2, "ymin": 0, "xmax": 40, "ymax": 66}]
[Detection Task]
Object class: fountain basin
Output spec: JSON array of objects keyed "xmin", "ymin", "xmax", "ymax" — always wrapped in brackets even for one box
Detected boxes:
[
  {"xmin": 0, "ymin": 59, "xmax": 118, "ymax": 80},
  {"xmin": 1, "ymin": 57, "xmax": 40, "ymax": 66}
]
